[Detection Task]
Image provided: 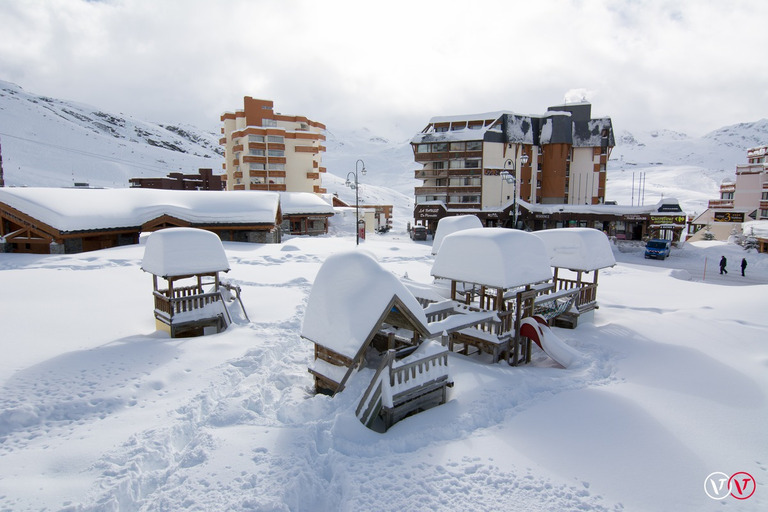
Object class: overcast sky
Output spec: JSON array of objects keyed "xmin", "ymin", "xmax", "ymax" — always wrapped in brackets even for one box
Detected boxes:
[{"xmin": 1, "ymin": 0, "xmax": 766, "ymax": 140}]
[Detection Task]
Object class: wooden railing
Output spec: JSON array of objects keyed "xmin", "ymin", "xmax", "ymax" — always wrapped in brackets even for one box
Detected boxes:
[
  {"xmin": 390, "ymin": 351, "xmax": 449, "ymax": 389},
  {"xmin": 153, "ymin": 285, "xmax": 224, "ymax": 318},
  {"xmin": 552, "ymin": 278, "xmax": 597, "ymax": 310}
]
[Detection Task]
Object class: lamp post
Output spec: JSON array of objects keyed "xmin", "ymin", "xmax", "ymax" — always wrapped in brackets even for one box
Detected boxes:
[
  {"xmin": 502, "ymin": 152, "xmax": 529, "ymax": 229},
  {"xmin": 345, "ymin": 159, "xmax": 366, "ymax": 245}
]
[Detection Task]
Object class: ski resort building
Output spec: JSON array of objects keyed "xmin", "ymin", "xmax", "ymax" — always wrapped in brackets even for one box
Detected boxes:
[
  {"xmin": 129, "ymin": 168, "xmax": 226, "ymax": 191},
  {"xmin": 0, "ymin": 188, "xmax": 282, "ymax": 254},
  {"xmin": 689, "ymin": 144, "xmax": 768, "ymax": 241},
  {"xmin": 220, "ymin": 97, "xmax": 327, "ymax": 194},
  {"xmin": 412, "ymin": 102, "xmax": 615, "ymax": 231}
]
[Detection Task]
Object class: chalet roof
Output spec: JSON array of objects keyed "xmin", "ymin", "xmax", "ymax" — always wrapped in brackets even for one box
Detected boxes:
[
  {"xmin": 518, "ymin": 197, "xmax": 685, "ymax": 216},
  {"xmin": 431, "ymin": 214, "xmax": 483, "ymax": 255},
  {"xmin": 141, "ymin": 227, "xmax": 230, "ymax": 277},
  {"xmin": 0, "ymin": 188, "xmax": 280, "ymax": 233},
  {"xmin": 532, "ymin": 228, "xmax": 616, "ymax": 271},
  {"xmin": 301, "ymin": 251, "xmax": 429, "ymax": 360},
  {"xmin": 431, "ymin": 228, "xmax": 553, "ymax": 289},
  {"xmin": 278, "ymin": 192, "xmax": 335, "ymax": 216}
]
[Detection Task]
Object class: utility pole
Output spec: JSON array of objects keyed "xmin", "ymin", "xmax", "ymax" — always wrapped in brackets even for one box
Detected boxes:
[{"xmin": 0, "ymin": 135, "xmax": 5, "ymax": 187}]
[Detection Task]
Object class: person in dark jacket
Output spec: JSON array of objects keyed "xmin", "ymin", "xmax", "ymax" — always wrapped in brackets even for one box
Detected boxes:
[
  {"xmin": 719, "ymin": 256, "xmax": 727, "ymax": 275},
  {"xmin": 741, "ymin": 258, "xmax": 747, "ymax": 276}
]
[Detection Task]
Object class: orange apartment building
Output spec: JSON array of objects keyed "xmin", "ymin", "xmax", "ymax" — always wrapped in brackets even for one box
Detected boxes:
[
  {"xmin": 411, "ymin": 102, "xmax": 614, "ymax": 231},
  {"xmin": 220, "ymin": 97, "xmax": 327, "ymax": 193}
]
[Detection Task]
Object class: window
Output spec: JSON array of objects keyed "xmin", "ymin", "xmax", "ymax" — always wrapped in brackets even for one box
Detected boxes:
[
  {"xmin": 248, "ymin": 135, "xmax": 264, "ymax": 142},
  {"xmin": 432, "ymin": 142, "xmax": 448, "ymax": 152},
  {"xmin": 267, "ymin": 135, "xmax": 284, "ymax": 143},
  {"xmin": 267, "ymin": 177, "xmax": 285, "ymax": 184},
  {"xmin": 466, "ymin": 141, "xmax": 482, "ymax": 151},
  {"xmin": 268, "ymin": 163, "xmax": 285, "ymax": 171},
  {"xmin": 450, "ymin": 123, "xmax": 466, "ymax": 131},
  {"xmin": 249, "ymin": 149, "xmax": 264, "ymax": 156},
  {"xmin": 249, "ymin": 163, "xmax": 265, "ymax": 170},
  {"xmin": 432, "ymin": 161, "xmax": 446, "ymax": 170},
  {"xmin": 762, "ymin": 192, "xmax": 768, "ymax": 200},
  {"xmin": 250, "ymin": 177, "xmax": 266, "ymax": 184},
  {"xmin": 449, "ymin": 177, "xmax": 481, "ymax": 186},
  {"xmin": 761, "ymin": 209, "xmax": 768, "ymax": 219},
  {"xmin": 449, "ymin": 195, "xmax": 480, "ymax": 203},
  {"xmin": 722, "ymin": 192, "xmax": 734, "ymax": 200},
  {"xmin": 465, "ymin": 159, "xmax": 480, "ymax": 168},
  {"xmin": 449, "ymin": 159, "xmax": 464, "ymax": 169},
  {"xmin": 268, "ymin": 149, "xmax": 285, "ymax": 157},
  {"xmin": 263, "ymin": 119, "xmax": 277, "ymax": 127},
  {"xmin": 435, "ymin": 126, "xmax": 448, "ymax": 133},
  {"xmin": 417, "ymin": 144, "xmax": 430, "ymax": 153},
  {"xmin": 450, "ymin": 142, "xmax": 465, "ymax": 152}
]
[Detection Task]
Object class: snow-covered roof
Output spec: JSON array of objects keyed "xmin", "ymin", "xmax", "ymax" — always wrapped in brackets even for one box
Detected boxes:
[
  {"xmin": 431, "ymin": 215, "xmax": 483, "ymax": 255},
  {"xmin": 520, "ymin": 198, "xmax": 685, "ymax": 216},
  {"xmin": 141, "ymin": 227, "xmax": 230, "ymax": 277},
  {"xmin": 0, "ymin": 188, "xmax": 280, "ymax": 232},
  {"xmin": 532, "ymin": 228, "xmax": 616, "ymax": 271},
  {"xmin": 431, "ymin": 228, "xmax": 553, "ymax": 288},
  {"xmin": 301, "ymin": 251, "xmax": 428, "ymax": 359},
  {"xmin": 278, "ymin": 192, "xmax": 334, "ymax": 216}
]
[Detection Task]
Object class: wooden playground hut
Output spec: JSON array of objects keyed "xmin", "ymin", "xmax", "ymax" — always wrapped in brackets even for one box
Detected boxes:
[
  {"xmin": 302, "ymin": 251, "xmax": 452, "ymax": 431},
  {"xmin": 532, "ymin": 227, "xmax": 616, "ymax": 328},
  {"xmin": 141, "ymin": 227, "xmax": 235, "ymax": 338},
  {"xmin": 429, "ymin": 228, "xmax": 560, "ymax": 365}
]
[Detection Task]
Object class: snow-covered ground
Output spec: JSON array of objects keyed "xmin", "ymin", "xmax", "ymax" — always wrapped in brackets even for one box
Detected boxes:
[{"xmin": 1, "ymin": 228, "xmax": 766, "ymax": 511}]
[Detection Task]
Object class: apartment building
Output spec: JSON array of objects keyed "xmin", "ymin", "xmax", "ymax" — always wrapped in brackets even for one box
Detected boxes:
[
  {"xmin": 220, "ymin": 97, "xmax": 327, "ymax": 193},
  {"xmin": 411, "ymin": 102, "xmax": 614, "ymax": 230},
  {"xmin": 690, "ymin": 144, "xmax": 768, "ymax": 241}
]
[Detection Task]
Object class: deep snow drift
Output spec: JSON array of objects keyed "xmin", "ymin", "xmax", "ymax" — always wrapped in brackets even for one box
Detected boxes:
[{"xmin": 1, "ymin": 231, "xmax": 766, "ymax": 511}]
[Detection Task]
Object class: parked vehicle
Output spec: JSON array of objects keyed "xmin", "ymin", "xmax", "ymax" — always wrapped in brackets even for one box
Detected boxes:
[
  {"xmin": 644, "ymin": 239, "xmax": 671, "ymax": 259},
  {"xmin": 410, "ymin": 226, "xmax": 428, "ymax": 241}
]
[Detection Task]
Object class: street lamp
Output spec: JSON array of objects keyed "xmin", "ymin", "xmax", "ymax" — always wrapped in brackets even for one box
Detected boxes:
[
  {"xmin": 345, "ymin": 159, "xmax": 367, "ymax": 245},
  {"xmin": 502, "ymin": 153, "xmax": 529, "ymax": 229}
]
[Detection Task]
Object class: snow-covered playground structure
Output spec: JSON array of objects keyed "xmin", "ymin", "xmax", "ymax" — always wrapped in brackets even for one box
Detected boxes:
[
  {"xmin": 302, "ymin": 251, "xmax": 453, "ymax": 431},
  {"xmin": 141, "ymin": 228, "xmax": 246, "ymax": 338}
]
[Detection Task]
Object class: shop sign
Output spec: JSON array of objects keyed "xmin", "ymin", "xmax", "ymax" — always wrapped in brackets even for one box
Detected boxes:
[
  {"xmin": 714, "ymin": 211, "xmax": 744, "ymax": 222},
  {"xmin": 651, "ymin": 215, "xmax": 686, "ymax": 225}
]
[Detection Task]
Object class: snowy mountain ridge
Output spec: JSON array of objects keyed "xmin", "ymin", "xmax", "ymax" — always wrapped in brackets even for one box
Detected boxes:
[{"xmin": 1, "ymin": 79, "xmax": 766, "ymax": 217}]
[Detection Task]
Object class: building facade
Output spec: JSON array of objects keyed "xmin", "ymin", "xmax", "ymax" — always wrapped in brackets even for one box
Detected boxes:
[
  {"xmin": 689, "ymin": 145, "xmax": 768, "ymax": 241},
  {"xmin": 129, "ymin": 168, "xmax": 226, "ymax": 191},
  {"xmin": 411, "ymin": 102, "xmax": 614, "ymax": 231},
  {"xmin": 220, "ymin": 97, "xmax": 327, "ymax": 193}
]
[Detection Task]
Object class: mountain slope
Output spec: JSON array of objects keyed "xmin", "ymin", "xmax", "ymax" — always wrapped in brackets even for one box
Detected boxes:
[{"xmin": 0, "ymin": 80, "xmax": 222, "ymax": 188}]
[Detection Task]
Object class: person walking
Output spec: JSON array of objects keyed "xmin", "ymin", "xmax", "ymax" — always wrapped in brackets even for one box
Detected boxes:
[
  {"xmin": 741, "ymin": 258, "xmax": 747, "ymax": 276},
  {"xmin": 719, "ymin": 255, "xmax": 728, "ymax": 275}
]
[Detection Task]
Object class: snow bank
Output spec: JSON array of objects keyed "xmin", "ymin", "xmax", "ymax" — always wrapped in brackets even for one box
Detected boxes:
[
  {"xmin": 533, "ymin": 227, "xmax": 616, "ymax": 271},
  {"xmin": 301, "ymin": 251, "xmax": 428, "ymax": 359},
  {"xmin": 431, "ymin": 215, "xmax": 483, "ymax": 255},
  {"xmin": 431, "ymin": 228, "xmax": 552, "ymax": 288},
  {"xmin": 141, "ymin": 227, "xmax": 230, "ymax": 277}
]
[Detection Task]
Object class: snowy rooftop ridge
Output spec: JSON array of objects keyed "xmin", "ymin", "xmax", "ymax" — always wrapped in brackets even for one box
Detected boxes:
[
  {"xmin": 141, "ymin": 227, "xmax": 230, "ymax": 277},
  {"xmin": 431, "ymin": 228, "xmax": 553, "ymax": 288},
  {"xmin": 278, "ymin": 192, "xmax": 335, "ymax": 215},
  {"xmin": 0, "ymin": 187, "xmax": 280, "ymax": 232},
  {"xmin": 532, "ymin": 228, "xmax": 616, "ymax": 271},
  {"xmin": 301, "ymin": 251, "xmax": 428, "ymax": 359}
]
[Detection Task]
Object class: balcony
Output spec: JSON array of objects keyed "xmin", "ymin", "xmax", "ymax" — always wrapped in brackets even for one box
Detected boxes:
[
  {"xmin": 233, "ymin": 144, "xmax": 244, "ymax": 152},
  {"xmin": 248, "ymin": 142, "xmax": 266, "ymax": 150},
  {"xmin": 447, "ymin": 186, "xmax": 481, "ymax": 195},
  {"xmin": 415, "ymin": 151, "xmax": 450, "ymax": 163},
  {"xmin": 415, "ymin": 169, "xmax": 449, "ymax": 180},
  {"xmin": 736, "ymin": 163, "xmax": 768, "ymax": 174},
  {"xmin": 719, "ymin": 184, "xmax": 736, "ymax": 193},
  {"xmin": 250, "ymin": 183, "xmax": 287, "ymax": 191},
  {"xmin": 219, "ymin": 137, "xmax": 227, "ymax": 145},
  {"xmin": 249, "ymin": 170, "xmax": 286, "ymax": 178},
  {"xmin": 307, "ymin": 172, "xmax": 320, "ymax": 179},
  {"xmin": 448, "ymin": 169, "xmax": 481, "ymax": 177},
  {"xmin": 447, "ymin": 202, "xmax": 481, "ymax": 210},
  {"xmin": 295, "ymin": 146, "xmax": 319, "ymax": 154},
  {"xmin": 708, "ymin": 199, "xmax": 734, "ymax": 209},
  {"xmin": 314, "ymin": 185, "xmax": 327, "ymax": 193},
  {"xmin": 415, "ymin": 186, "xmax": 447, "ymax": 195},
  {"xmin": 319, "ymin": 167, "xmax": 327, "ymax": 173},
  {"xmin": 242, "ymin": 155, "xmax": 266, "ymax": 164},
  {"xmin": 233, "ymin": 171, "xmax": 243, "ymax": 179}
]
